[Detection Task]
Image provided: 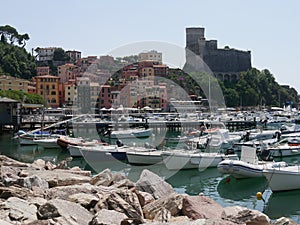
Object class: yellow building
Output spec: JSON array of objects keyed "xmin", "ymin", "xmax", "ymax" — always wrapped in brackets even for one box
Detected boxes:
[
  {"xmin": 0, "ymin": 75, "xmax": 30, "ymax": 92},
  {"xmin": 35, "ymin": 75, "xmax": 60, "ymax": 107}
]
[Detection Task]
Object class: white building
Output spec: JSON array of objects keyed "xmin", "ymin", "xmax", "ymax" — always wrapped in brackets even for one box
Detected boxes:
[{"xmin": 138, "ymin": 50, "xmax": 162, "ymax": 63}]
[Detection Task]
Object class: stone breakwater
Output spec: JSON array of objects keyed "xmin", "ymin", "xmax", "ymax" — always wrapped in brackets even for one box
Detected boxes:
[{"xmin": 0, "ymin": 155, "xmax": 297, "ymax": 225}]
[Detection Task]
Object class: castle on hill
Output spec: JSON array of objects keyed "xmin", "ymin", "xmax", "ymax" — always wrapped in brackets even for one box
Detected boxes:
[{"xmin": 184, "ymin": 27, "xmax": 252, "ymax": 81}]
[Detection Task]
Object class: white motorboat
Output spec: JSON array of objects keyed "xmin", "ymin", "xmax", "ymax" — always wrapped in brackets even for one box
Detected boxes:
[
  {"xmin": 109, "ymin": 128, "xmax": 153, "ymax": 139},
  {"xmin": 217, "ymin": 146, "xmax": 288, "ymax": 178},
  {"xmin": 263, "ymin": 165, "xmax": 300, "ymax": 192},
  {"xmin": 267, "ymin": 137, "xmax": 300, "ymax": 157},
  {"xmin": 161, "ymin": 149, "xmax": 238, "ymax": 170}
]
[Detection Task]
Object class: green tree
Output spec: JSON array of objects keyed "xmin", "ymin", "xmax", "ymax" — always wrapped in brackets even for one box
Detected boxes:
[
  {"xmin": 53, "ymin": 48, "xmax": 70, "ymax": 61},
  {"xmin": 0, "ymin": 25, "xmax": 30, "ymax": 47}
]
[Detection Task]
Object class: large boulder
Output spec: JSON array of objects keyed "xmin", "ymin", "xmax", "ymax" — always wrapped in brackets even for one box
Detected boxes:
[
  {"xmin": 135, "ymin": 190, "xmax": 155, "ymax": 207},
  {"xmin": 23, "ymin": 175, "xmax": 49, "ymax": 190},
  {"xmin": 47, "ymin": 183, "xmax": 103, "ymax": 200},
  {"xmin": 4, "ymin": 197, "xmax": 38, "ymax": 223},
  {"xmin": 135, "ymin": 169, "xmax": 175, "ymax": 199},
  {"xmin": 143, "ymin": 193, "xmax": 183, "ymax": 220},
  {"xmin": 89, "ymin": 209, "xmax": 127, "ymax": 225},
  {"xmin": 38, "ymin": 198, "xmax": 93, "ymax": 224},
  {"xmin": 68, "ymin": 193, "xmax": 99, "ymax": 209},
  {"xmin": 0, "ymin": 185, "xmax": 42, "ymax": 199},
  {"xmin": 25, "ymin": 169, "xmax": 91, "ymax": 187},
  {"xmin": 222, "ymin": 206, "xmax": 270, "ymax": 225},
  {"xmin": 272, "ymin": 217, "xmax": 298, "ymax": 225},
  {"xmin": 90, "ymin": 168, "xmax": 114, "ymax": 186},
  {"xmin": 182, "ymin": 195, "xmax": 224, "ymax": 220},
  {"xmin": 0, "ymin": 155, "xmax": 29, "ymax": 168},
  {"xmin": 94, "ymin": 188, "xmax": 143, "ymax": 221}
]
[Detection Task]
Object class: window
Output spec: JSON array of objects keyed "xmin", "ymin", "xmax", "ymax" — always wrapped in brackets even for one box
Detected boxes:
[
  {"xmin": 52, "ymin": 85, "xmax": 55, "ymax": 89},
  {"xmin": 40, "ymin": 85, "xmax": 43, "ymax": 89},
  {"xmin": 19, "ymin": 83, "xmax": 22, "ymax": 85},
  {"xmin": 51, "ymin": 91, "xmax": 56, "ymax": 95}
]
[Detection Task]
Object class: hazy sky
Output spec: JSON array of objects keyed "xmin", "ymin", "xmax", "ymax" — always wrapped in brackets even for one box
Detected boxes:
[{"xmin": 1, "ymin": 0, "xmax": 300, "ymax": 91}]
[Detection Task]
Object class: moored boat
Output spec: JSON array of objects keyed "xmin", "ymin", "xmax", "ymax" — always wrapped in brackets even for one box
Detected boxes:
[
  {"xmin": 263, "ymin": 165, "xmax": 300, "ymax": 192},
  {"xmin": 217, "ymin": 146, "xmax": 288, "ymax": 178}
]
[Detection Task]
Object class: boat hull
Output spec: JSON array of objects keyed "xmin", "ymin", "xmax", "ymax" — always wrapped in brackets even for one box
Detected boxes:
[
  {"xmin": 162, "ymin": 151, "xmax": 238, "ymax": 170},
  {"xmin": 263, "ymin": 166, "xmax": 300, "ymax": 192},
  {"xmin": 126, "ymin": 151, "xmax": 162, "ymax": 165},
  {"xmin": 218, "ymin": 160, "xmax": 287, "ymax": 179}
]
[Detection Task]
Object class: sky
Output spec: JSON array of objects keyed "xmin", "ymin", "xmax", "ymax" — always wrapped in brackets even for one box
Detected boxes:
[{"xmin": 1, "ymin": 0, "xmax": 300, "ymax": 92}]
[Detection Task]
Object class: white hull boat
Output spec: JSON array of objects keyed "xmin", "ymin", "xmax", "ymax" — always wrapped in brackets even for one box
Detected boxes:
[
  {"xmin": 162, "ymin": 150, "xmax": 238, "ymax": 170},
  {"xmin": 263, "ymin": 165, "xmax": 300, "ymax": 192},
  {"xmin": 110, "ymin": 128, "xmax": 153, "ymax": 139},
  {"xmin": 268, "ymin": 137, "xmax": 300, "ymax": 157}
]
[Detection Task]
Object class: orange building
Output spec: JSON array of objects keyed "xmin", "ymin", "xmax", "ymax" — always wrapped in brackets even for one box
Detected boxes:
[{"xmin": 35, "ymin": 75, "xmax": 60, "ymax": 107}]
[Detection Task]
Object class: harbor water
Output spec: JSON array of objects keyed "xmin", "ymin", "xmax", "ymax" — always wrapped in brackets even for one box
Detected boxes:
[{"xmin": 1, "ymin": 131, "xmax": 300, "ymax": 223}]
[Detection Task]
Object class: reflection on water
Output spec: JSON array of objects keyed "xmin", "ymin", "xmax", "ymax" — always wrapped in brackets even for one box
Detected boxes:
[
  {"xmin": 264, "ymin": 190, "xmax": 300, "ymax": 223},
  {"xmin": 217, "ymin": 176, "xmax": 267, "ymax": 201}
]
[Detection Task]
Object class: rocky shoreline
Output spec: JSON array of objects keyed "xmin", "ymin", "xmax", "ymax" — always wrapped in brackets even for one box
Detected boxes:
[{"xmin": 0, "ymin": 155, "xmax": 297, "ymax": 225}]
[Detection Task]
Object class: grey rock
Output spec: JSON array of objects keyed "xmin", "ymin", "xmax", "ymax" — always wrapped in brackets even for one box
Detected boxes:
[
  {"xmin": 182, "ymin": 195, "xmax": 224, "ymax": 220},
  {"xmin": 0, "ymin": 185, "xmax": 41, "ymax": 199},
  {"xmin": 135, "ymin": 169, "xmax": 175, "ymax": 199},
  {"xmin": 32, "ymin": 159, "xmax": 46, "ymax": 169},
  {"xmin": 0, "ymin": 219, "xmax": 13, "ymax": 225},
  {"xmin": 0, "ymin": 155, "xmax": 29, "ymax": 168},
  {"xmin": 222, "ymin": 206, "xmax": 270, "ymax": 225},
  {"xmin": 24, "ymin": 169, "xmax": 91, "ymax": 187},
  {"xmin": 0, "ymin": 166, "xmax": 22, "ymax": 179},
  {"xmin": 38, "ymin": 198, "xmax": 93, "ymax": 224},
  {"xmin": 143, "ymin": 193, "xmax": 183, "ymax": 220},
  {"xmin": 68, "ymin": 193, "xmax": 99, "ymax": 209},
  {"xmin": 153, "ymin": 207, "xmax": 171, "ymax": 222},
  {"xmin": 94, "ymin": 188, "xmax": 143, "ymax": 221},
  {"xmin": 48, "ymin": 183, "xmax": 102, "ymax": 200},
  {"xmin": 23, "ymin": 175, "xmax": 49, "ymax": 190},
  {"xmin": 112, "ymin": 178, "xmax": 135, "ymax": 189},
  {"xmin": 135, "ymin": 190, "xmax": 155, "ymax": 207},
  {"xmin": 90, "ymin": 168, "xmax": 114, "ymax": 186},
  {"xmin": 5, "ymin": 197, "xmax": 37, "ymax": 223},
  {"xmin": 272, "ymin": 217, "xmax": 298, "ymax": 225},
  {"xmin": 89, "ymin": 209, "xmax": 127, "ymax": 225},
  {"xmin": 27, "ymin": 196, "xmax": 48, "ymax": 208}
]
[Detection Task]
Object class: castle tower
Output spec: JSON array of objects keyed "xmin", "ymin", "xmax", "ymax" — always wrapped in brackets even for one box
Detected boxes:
[
  {"xmin": 184, "ymin": 26, "xmax": 252, "ymax": 80},
  {"xmin": 186, "ymin": 27, "xmax": 205, "ymax": 56}
]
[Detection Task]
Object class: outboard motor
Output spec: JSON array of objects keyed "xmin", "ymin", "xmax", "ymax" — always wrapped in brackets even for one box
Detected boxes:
[
  {"xmin": 260, "ymin": 148, "xmax": 273, "ymax": 161},
  {"xmin": 116, "ymin": 140, "xmax": 124, "ymax": 147},
  {"xmin": 225, "ymin": 148, "xmax": 235, "ymax": 155}
]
